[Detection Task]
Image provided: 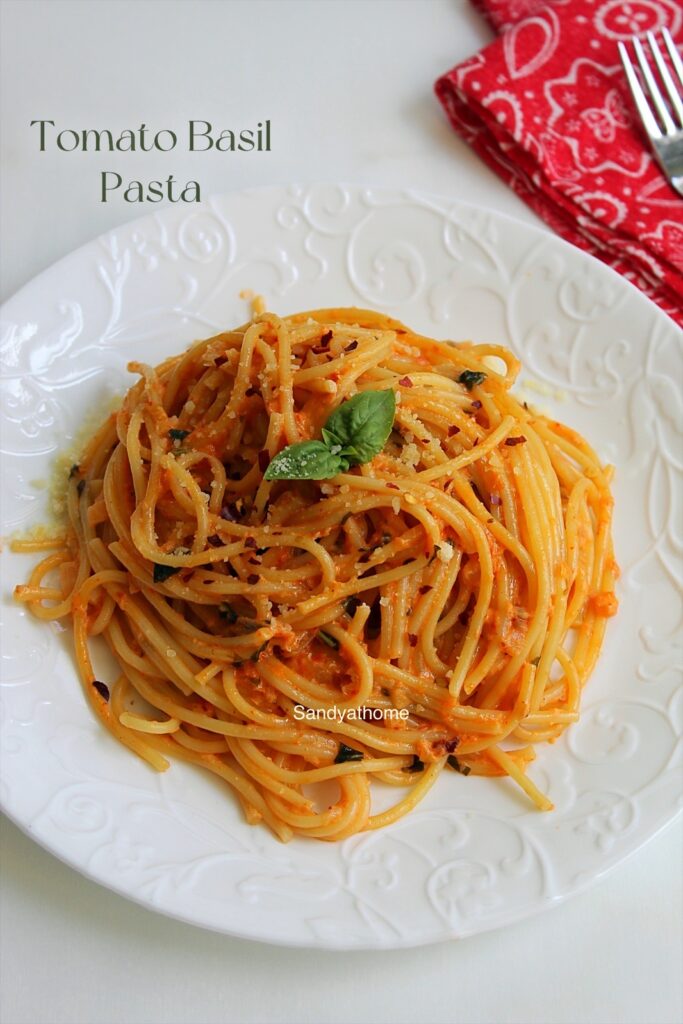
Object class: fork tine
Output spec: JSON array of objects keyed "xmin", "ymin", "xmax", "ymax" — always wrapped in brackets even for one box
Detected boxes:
[
  {"xmin": 633, "ymin": 36, "xmax": 677, "ymax": 134},
  {"xmin": 618, "ymin": 42, "xmax": 662, "ymax": 139},
  {"xmin": 661, "ymin": 27, "xmax": 683, "ymax": 89},
  {"xmin": 647, "ymin": 32, "xmax": 683, "ymax": 126}
]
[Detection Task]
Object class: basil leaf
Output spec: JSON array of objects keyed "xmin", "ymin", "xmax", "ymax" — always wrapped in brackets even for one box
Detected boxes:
[
  {"xmin": 321, "ymin": 427, "xmax": 342, "ymax": 449},
  {"xmin": 264, "ymin": 440, "xmax": 346, "ymax": 481},
  {"xmin": 264, "ymin": 389, "xmax": 396, "ymax": 481},
  {"xmin": 324, "ymin": 390, "xmax": 396, "ymax": 465}
]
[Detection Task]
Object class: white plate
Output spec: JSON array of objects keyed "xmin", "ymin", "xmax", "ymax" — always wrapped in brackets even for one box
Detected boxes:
[{"xmin": 1, "ymin": 185, "xmax": 681, "ymax": 949}]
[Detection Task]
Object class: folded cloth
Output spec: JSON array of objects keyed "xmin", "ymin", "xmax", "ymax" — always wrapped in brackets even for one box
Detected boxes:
[{"xmin": 435, "ymin": 0, "xmax": 683, "ymax": 325}]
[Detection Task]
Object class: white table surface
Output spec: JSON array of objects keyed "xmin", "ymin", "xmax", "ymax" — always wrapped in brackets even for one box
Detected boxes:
[{"xmin": 0, "ymin": 2, "xmax": 681, "ymax": 1023}]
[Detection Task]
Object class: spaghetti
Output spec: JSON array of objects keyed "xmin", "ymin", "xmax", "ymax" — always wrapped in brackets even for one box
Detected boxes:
[{"xmin": 13, "ymin": 308, "xmax": 618, "ymax": 841}]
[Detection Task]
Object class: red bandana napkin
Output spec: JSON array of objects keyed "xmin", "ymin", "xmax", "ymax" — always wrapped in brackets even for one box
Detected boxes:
[{"xmin": 435, "ymin": 0, "xmax": 683, "ymax": 326}]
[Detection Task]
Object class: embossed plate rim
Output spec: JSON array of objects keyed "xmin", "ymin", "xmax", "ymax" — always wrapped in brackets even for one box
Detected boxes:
[{"xmin": 1, "ymin": 183, "xmax": 681, "ymax": 949}]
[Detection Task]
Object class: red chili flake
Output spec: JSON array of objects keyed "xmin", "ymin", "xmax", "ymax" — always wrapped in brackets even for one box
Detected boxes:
[
  {"xmin": 311, "ymin": 346, "xmax": 328, "ymax": 355},
  {"xmin": 505, "ymin": 436, "xmax": 527, "ymax": 446},
  {"xmin": 420, "ymin": 437, "xmax": 429, "ymax": 444},
  {"xmin": 344, "ymin": 340, "xmax": 358, "ymax": 352},
  {"xmin": 398, "ymin": 376, "xmax": 413, "ymax": 388},
  {"xmin": 470, "ymin": 400, "xmax": 482, "ymax": 411},
  {"xmin": 408, "ymin": 634, "xmax": 418, "ymax": 647},
  {"xmin": 320, "ymin": 330, "xmax": 333, "ymax": 347},
  {"xmin": 434, "ymin": 736, "xmax": 460, "ymax": 754},
  {"xmin": 418, "ymin": 585, "xmax": 432, "ymax": 595},
  {"xmin": 448, "ymin": 425, "xmax": 460, "ymax": 437},
  {"xmin": 473, "ymin": 438, "xmax": 479, "ymax": 447},
  {"xmin": 244, "ymin": 536, "xmax": 257, "ymax": 549},
  {"xmin": 258, "ymin": 450, "xmax": 271, "ymax": 472},
  {"xmin": 92, "ymin": 680, "xmax": 110, "ymax": 701},
  {"xmin": 246, "ymin": 574, "xmax": 260, "ymax": 585},
  {"xmin": 248, "ymin": 556, "xmax": 261, "ymax": 565},
  {"xmin": 490, "ymin": 493, "xmax": 502, "ymax": 507},
  {"xmin": 386, "ymin": 483, "xmax": 400, "ymax": 490}
]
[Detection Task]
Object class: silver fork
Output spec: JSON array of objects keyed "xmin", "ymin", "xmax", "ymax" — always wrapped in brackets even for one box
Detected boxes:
[{"xmin": 618, "ymin": 27, "xmax": 683, "ymax": 198}]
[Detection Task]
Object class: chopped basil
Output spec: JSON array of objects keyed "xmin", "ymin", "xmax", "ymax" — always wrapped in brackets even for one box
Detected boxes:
[
  {"xmin": 334, "ymin": 743, "xmax": 364, "ymax": 764},
  {"xmin": 169, "ymin": 429, "xmax": 190, "ymax": 441},
  {"xmin": 219, "ymin": 603, "xmax": 238, "ymax": 624},
  {"xmin": 458, "ymin": 370, "xmax": 487, "ymax": 391},
  {"xmin": 447, "ymin": 755, "xmax": 471, "ymax": 775},
  {"xmin": 92, "ymin": 680, "xmax": 110, "ymax": 701},
  {"xmin": 250, "ymin": 640, "xmax": 269, "ymax": 662},
  {"xmin": 153, "ymin": 563, "xmax": 181, "ymax": 583},
  {"xmin": 239, "ymin": 619, "xmax": 262, "ymax": 633},
  {"xmin": 404, "ymin": 755, "xmax": 425, "ymax": 773},
  {"xmin": 317, "ymin": 630, "xmax": 339, "ymax": 650}
]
